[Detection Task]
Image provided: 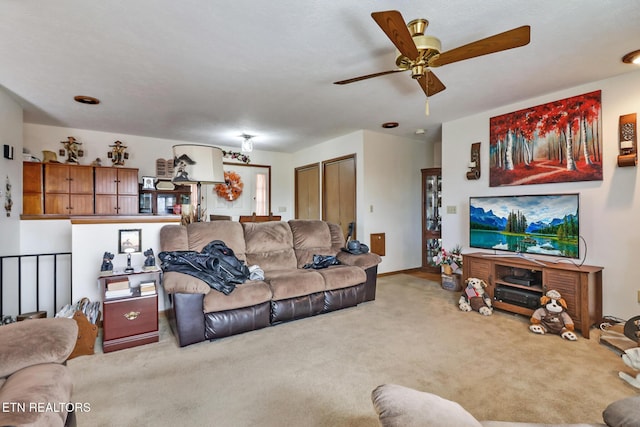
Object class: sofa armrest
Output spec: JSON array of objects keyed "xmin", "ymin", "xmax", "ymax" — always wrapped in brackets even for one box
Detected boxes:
[
  {"xmin": 162, "ymin": 271, "xmax": 211, "ymax": 295},
  {"xmin": 372, "ymin": 384, "xmax": 483, "ymax": 427},
  {"xmin": 0, "ymin": 318, "xmax": 78, "ymax": 378},
  {"xmin": 336, "ymin": 251, "xmax": 382, "ymax": 270}
]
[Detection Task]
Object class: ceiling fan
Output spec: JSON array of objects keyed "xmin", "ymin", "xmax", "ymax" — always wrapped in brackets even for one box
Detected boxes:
[{"xmin": 334, "ymin": 10, "xmax": 530, "ymax": 114}]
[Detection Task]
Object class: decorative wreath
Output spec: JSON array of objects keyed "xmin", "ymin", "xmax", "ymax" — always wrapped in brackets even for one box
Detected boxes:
[{"xmin": 214, "ymin": 171, "xmax": 244, "ymax": 201}]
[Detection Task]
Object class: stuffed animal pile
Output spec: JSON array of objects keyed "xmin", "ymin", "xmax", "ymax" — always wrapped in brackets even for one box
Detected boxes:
[
  {"xmin": 529, "ymin": 289, "xmax": 577, "ymax": 340},
  {"xmin": 458, "ymin": 277, "xmax": 493, "ymax": 316}
]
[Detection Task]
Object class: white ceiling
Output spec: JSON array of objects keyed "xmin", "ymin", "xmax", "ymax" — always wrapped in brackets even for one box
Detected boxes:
[{"xmin": 2, "ymin": 1, "xmax": 640, "ymax": 153}]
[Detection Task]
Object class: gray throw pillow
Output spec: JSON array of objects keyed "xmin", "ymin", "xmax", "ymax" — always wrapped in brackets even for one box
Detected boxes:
[
  {"xmin": 603, "ymin": 395, "xmax": 640, "ymax": 427},
  {"xmin": 371, "ymin": 384, "xmax": 483, "ymax": 427}
]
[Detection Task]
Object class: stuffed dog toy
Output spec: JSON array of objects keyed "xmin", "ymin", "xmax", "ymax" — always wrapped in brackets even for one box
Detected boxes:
[
  {"xmin": 529, "ymin": 289, "xmax": 577, "ymax": 340},
  {"xmin": 458, "ymin": 277, "xmax": 493, "ymax": 316}
]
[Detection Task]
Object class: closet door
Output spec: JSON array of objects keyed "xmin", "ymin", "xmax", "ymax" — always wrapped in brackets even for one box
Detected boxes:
[
  {"xmin": 322, "ymin": 155, "xmax": 356, "ymax": 239},
  {"xmin": 295, "ymin": 163, "xmax": 320, "ymax": 220}
]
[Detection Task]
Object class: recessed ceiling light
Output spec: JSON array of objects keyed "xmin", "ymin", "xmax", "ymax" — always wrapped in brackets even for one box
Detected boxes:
[
  {"xmin": 622, "ymin": 50, "xmax": 640, "ymax": 65},
  {"xmin": 381, "ymin": 122, "xmax": 399, "ymax": 128},
  {"xmin": 74, "ymin": 95, "xmax": 100, "ymax": 105}
]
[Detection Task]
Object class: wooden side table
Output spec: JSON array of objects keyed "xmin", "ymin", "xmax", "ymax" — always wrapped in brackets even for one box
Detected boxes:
[{"xmin": 99, "ymin": 270, "xmax": 160, "ymax": 352}]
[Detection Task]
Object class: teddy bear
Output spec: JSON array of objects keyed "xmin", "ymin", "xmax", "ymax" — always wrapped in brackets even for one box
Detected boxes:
[
  {"xmin": 458, "ymin": 277, "xmax": 493, "ymax": 316},
  {"xmin": 529, "ymin": 289, "xmax": 577, "ymax": 340}
]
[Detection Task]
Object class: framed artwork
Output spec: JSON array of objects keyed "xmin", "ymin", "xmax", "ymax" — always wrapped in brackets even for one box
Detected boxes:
[
  {"xmin": 142, "ymin": 176, "xmax": 155, "ymax": 190},
  {"xmin": 489, "ymin": 90, "xmax": 602, "ymax": 187},
  {"xmin": 118, "ymin": 229, "xmax": 141, "ymax": 253}
]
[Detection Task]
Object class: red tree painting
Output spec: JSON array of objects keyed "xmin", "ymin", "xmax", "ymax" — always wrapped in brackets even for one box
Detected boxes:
[{"xmin": 489, "ymin": 90, "xmax": 602, "ymax": 187}]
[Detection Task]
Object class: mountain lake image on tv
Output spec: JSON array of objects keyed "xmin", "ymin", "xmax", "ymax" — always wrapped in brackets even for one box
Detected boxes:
[{"xmin": 469, "ymin": 194, "xmax": 579, "ymax": 259}]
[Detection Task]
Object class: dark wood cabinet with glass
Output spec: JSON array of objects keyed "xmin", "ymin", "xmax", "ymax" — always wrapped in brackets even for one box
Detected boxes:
[
  {"xmin": 139, "ymin": 184, "xmax": 191, "ymax": 215},
  {"xmin": 421, "ymin": 168, "xmax": 442, "ymax": 272}
]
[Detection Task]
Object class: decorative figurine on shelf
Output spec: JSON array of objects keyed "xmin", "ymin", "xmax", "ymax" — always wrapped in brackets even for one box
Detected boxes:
[
  {"xmin": 60, "ymin": 136, "xmax": 83, "ymax": 164},
  {"xmin": 91, "ymin": 157, "xmax": 102, "ymax": 166},
  {"xmin": 100, "ymin": 252, "xmax": 114, "ymax": 276},
  {"xmin": 143, "ymin": 248, "xmax": 156, "ymax": 271},
  {"xmin": 529, "ymin": 289, "xmax": 577, "ymax": 340},
  {"xmin": 108, "ymin": 140, "xmax": 129, "ymax": 167}
]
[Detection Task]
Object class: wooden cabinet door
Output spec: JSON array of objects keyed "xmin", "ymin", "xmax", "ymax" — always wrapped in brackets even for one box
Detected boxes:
[
  {"xmin": 45, "ymin": 193, "xmax": 69, "ymax": 214},
  {"xmin": 94, "ymin": 167, "xmax": 118, "ymax": 195},
  {"xmin": 69, "ymin": 194, "xmax": 95, "ymax": 215},
  {"xmin": 44, "ymin": 164, "xmax": 69, "ymax": 193},
  {"xmin": 543, "ymin": 269, "xmax": 581, "ymax": 324},
  {"xmin": 117, "ymin": 168, "xmax": 139, "ymax": 196},
  {"xmin": 23, "ymin": 162, "xmax": 43, "ymax": 193},
  {"xmin": 117, "ymin": 195, "xmax": 139, "ymax": 215},
  {"xmin": 23, "ymin": 162, "xmax": 43, "ymax": 214},
  {"xmin": 69, "ymin": 166, "xmax": 94, "ymax": 194},
  {"xmin": 95, "ymin": 195, "xmax": 118, "ymax": 215}
]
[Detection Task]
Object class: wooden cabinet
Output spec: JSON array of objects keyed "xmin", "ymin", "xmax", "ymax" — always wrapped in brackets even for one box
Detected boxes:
[
  {"xmin": 139, "ymin": 184, "xmax": 191, "ymax": 215},
  {"xmin": 44, "ymin": 163, "xmax": 94, "ymax": 215},
  {"xmin": 23, "ymin": 162, "xmax": 43, "ymax": 215},
  {"xmin": 99, "ymin": 270, "xmax": 160, "ymax": 353},
  {"xmin": 94, "ymin": 167, "xmax": 139, "ymax": 215},
  {"xmin": 421, "ymin": 168, "xmax": 441, "ymax": 272},
  {"xmin": 463, "ymin": 252, "xmax": 603, "ymax": 338}
]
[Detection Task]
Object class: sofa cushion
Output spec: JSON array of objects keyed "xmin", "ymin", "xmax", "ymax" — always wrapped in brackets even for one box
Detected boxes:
[
  {"xmin": 336, "ymin": 251, "xmax": 382, "ymax": 270},
  {"xmin": 265, "ymin": 269, "xmax": 326, "ymax": 300},
  {"xmin": 162, "ymin": 271, "xmax": 211, "ymax": 295},
  {"xmin": 602, "ymin": 394, "xmax": 640, "ymax": 427},
  {"xmin": 371, "ymin": 383, "xmax": 483, "ymax": 427},
  {"xmin": 186, "ymin": 221, "xmax": 247, "ymax": 260},
  {"xmin": 0, "ymin": 317, "xmax": 77, "ymax": 378},
  {"xmin": 289, "ymin": 220, "xmax": 336, "ymax": 268},
  {"xmin": 316, "ymin": 265, "xmax": 366, "ymax": 290},
  {"xmin": 159, "ymin": 224, "xmax": 190, "ymax": 252},
  {"xmin": 203, "ymin": 280, "xmax": 272, "ymax": 312},
  {"xmin": 243, "ymin": 222, "xmax": 297, "ymax": 272},
  {"xmin": 0, "ymin": 363, "xmax": 73, "ymax": 427}
]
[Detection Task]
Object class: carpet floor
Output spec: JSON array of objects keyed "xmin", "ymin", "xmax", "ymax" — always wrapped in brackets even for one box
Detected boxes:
[{"xmin": 68, "ymin": 273, "xmax": 636, "ymax": 426}]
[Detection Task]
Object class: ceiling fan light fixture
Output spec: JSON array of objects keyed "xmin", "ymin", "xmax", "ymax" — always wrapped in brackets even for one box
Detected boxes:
[
  {"xmin": 407, "ymin": 18, "xmax": 428, "ymax": 36},
  {"xmin": 622, "ymin": 50, "xmax": 640, "ymax": 65}
]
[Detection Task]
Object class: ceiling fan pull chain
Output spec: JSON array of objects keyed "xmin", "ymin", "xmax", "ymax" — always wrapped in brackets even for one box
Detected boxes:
[{"xmin": 425, "ymin": 97, "xmax": 430, "ymax": 116}]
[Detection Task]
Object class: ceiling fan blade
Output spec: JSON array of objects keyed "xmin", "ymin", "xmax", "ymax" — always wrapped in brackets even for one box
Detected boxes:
[
  {"xmin": 371, "ymin": 10, "xmax": 419, "ymax": 61},
  {"xmin": 417, "ymin": 71, "xmax": 446, "ymax": 96},
  {"xmin": 429, "ymin": 25, "xmax": 530, "ymax": 67},
  {"xmin": 334, "ymin": 69, "xmax": 407, "ymax": 85}
]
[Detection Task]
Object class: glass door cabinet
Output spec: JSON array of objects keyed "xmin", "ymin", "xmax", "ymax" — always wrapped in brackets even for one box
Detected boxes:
[{"xmin": 421, "ymin": 168, "xmax": 442, "ymax": 272}]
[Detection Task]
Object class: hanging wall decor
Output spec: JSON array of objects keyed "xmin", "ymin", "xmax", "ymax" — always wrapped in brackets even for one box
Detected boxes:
[
  {"xmin": 214, "ymin": 171, "xmax": 244, "ymax": 201},
  {"xmin": 4, "ymin": 175, "xmax": 12, "ymax": 217},
  {"xmin": 489, "ymin": 90, "xmax": 602, "ymax": 186}
]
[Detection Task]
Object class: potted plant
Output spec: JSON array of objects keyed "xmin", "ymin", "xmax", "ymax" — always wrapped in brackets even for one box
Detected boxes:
[{"xmin": 434, "ymin": 245, "xmax": 463, "ymax": 275}]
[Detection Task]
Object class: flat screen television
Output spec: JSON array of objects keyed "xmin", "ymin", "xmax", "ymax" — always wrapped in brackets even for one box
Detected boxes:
[{"xmin": 469, "ymin": 194, "xmax": 579, "ymax": 259}]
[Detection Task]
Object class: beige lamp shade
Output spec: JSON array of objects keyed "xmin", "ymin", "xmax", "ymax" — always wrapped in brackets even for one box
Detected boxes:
[{"xmin": 172, "ymin": 144, "xmax": 225, "ymax": 184}]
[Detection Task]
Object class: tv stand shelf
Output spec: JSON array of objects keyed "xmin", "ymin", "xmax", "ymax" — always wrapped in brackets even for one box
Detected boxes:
[{"xmin": 462, "ymin": 252, "xmax": 603, "ymax": 338}]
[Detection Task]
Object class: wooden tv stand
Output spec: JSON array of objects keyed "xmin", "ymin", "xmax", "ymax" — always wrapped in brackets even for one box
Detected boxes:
[{"xmin": 462, "ymin": 253, "xmax": 603, "ymax": 338}]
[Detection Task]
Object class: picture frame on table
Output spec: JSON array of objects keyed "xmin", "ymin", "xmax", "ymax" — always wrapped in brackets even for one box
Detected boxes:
[{"xmin": 118, "ymin": 229, "xmax": 141, "ymax": 254}]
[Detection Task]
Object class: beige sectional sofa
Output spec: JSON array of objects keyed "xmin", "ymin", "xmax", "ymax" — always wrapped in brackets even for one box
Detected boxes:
[{"xmin": 159, "ymin": 219, "xmax": 381, "ymax": 347}]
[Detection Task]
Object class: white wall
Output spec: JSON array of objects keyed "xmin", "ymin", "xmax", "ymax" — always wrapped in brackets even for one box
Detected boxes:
[
  {"xmin": 0, "ymin": 89, "xmax": 23, "ymax": 256},
  {"xmin": 442, "ymin": 69, "xmax": 640, "ymax": 320}
]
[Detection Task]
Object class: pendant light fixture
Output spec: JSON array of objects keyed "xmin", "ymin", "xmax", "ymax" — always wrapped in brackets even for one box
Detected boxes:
[{"xmin": 241, "ymin": 133, "xmax": 255, "ymax": 153}]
